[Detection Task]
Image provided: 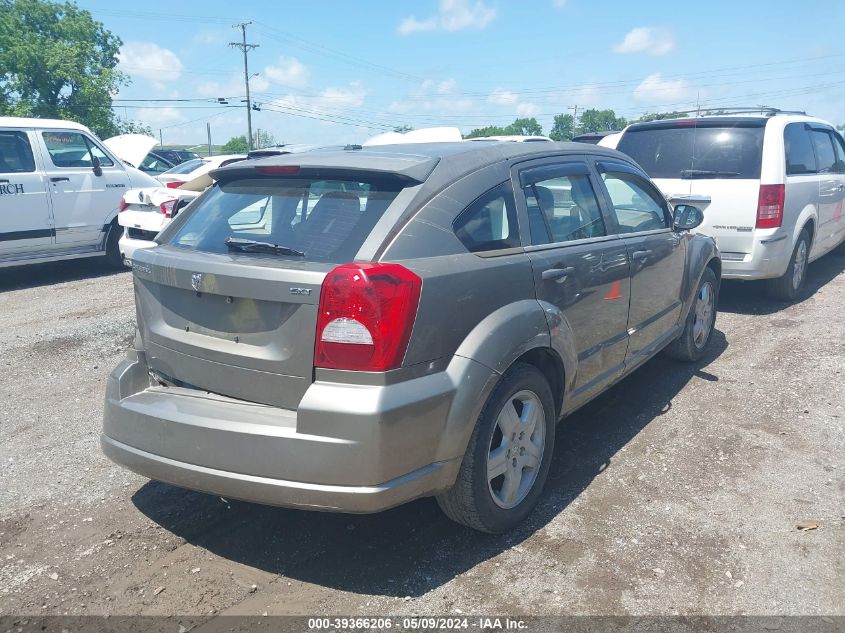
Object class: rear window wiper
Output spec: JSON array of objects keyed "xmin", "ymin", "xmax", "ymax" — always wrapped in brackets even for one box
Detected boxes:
[
  {"xmin": 225, "ymin": 237, "xmax": 305, "ymax": 257},
  {"xmin": 680, "ymin": 169, "xmax": 741, "ymax": 178}
]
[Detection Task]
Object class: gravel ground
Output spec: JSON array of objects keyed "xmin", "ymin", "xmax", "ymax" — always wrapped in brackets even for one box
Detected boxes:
[{"xmin": 0, "ymin": 251, "xmax": 843, "ymax": 617}]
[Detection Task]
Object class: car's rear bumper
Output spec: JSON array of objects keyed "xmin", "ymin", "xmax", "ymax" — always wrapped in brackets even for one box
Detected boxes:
[
  {"xmin": 101, "ymin": 352, "xmax": 497, "ymax": 513},
  {"xmin": 719, "ymin": 231, "xmax": 791, "ymax": 280},
  {"xmin": 118, "ymin": 234, "xmax": 156, "ymax": 266}
]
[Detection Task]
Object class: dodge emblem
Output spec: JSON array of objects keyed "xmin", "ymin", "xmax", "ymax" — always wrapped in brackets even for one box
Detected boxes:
[{"xmin": 191, "ymin": 272, "xmax": 203, "ymax": 291}]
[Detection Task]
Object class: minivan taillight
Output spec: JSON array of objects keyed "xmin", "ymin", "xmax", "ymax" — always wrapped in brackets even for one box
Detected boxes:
[
  {"xmin": 315, "ymin": 263, "xmax": 422, "ymax": 372},
  {"xmin": 756, "ymin": 184, "xmax": 784, "ymax": 229},
  {"xmin": 118, "ymin": 198, "xmax": 128, "ymax": 213}
]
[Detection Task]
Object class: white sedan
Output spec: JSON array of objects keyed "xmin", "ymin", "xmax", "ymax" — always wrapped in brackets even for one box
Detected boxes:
[{"xmin": 117, "ymin": 154, "xmax": 246, "ymax": 265}]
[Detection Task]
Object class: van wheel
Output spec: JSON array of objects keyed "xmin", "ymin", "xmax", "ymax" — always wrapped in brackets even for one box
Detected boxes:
[
  {"xmin": 436, "ymin": 363, "xmax": 555, "ymax": 533},
  {"xmin": 104, "ymin": 221, "xmax": 124, "ymax": 269},
  {"xmin": 664, "ymin": 267, "xmax": 718, "ymax": 362},
  {"xmin": 766, "ymin": 229, "xmax": 809, "ymax": 302}
]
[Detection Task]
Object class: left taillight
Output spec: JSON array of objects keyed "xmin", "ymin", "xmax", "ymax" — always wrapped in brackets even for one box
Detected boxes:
[
  {"xmin": 315, "ymin": 263, "xmax": 422, "ymax": 372},
  {"xmin": 159, "ymin": 200, "xmax": 177, "ymax": 218}
]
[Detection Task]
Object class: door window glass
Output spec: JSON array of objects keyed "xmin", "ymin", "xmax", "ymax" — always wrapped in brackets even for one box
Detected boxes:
[
  {"xmin": 601, "ymin": 172, "xmax": 669, "ymax": 233},
  {"xmin": 810, "ymin": 129, "xmax": 836, "ymax": 174},
  {"xmin": 828, "ymin": 132, "xmax": 845, "ymax": 174},
  {"xmin": 453, "ymin": 182, "xmax": 520, "ymax": 253},
  {"xmin": 523, "ymin": 174, "xmax": 606, "ymax": 245},
  {"xmin": 784, "ymin": 123, "xmax": 817, "ymax": 175},
  {"xmin": 0, "ymin": 131, "xmax": 36, "ymax": 173},
  {"xmin": 42, "ymin": 131, "xmax": 113, "ymax": 168}
]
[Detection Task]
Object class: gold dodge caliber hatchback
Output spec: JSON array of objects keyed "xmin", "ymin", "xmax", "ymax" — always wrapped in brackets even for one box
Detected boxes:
[{"xmin": 103, "ymin": 142, "xmax": 720, "ymax": 533}]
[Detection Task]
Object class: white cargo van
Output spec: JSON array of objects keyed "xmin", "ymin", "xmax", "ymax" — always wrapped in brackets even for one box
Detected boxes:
[
  {"xmin": 0, "ymin": 117, "xmax": 160, "ymax": 268},
  {"xmin": 607, "ymin": 112, "xmax": 845, "ymax": 300}
]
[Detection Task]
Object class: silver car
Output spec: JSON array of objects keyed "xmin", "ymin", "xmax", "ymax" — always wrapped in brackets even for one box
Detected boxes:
[{"xmin": 102, "ymin": 142, "xmax": 720, "ymax": 533}]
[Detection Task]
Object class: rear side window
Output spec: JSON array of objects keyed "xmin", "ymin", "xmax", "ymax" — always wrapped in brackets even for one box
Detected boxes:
[
  {"xmin": 784, "ymin": 123, "xmax": 817, "ymax": 175},
  {"xmin": 831, "ymin": 133, "xmax": 845, "ymax": 174},
  {"xmin": 522, "ymin": 173, "xmax": 606, "ymax": 245},
  {"xmin": 617, "ymin": 123, "xmax": 765, "ymax": 179},
  {"xmin": 810, "ymin": 129, "xmax": 836, "ymax": 174},
  {"xmin": 169, "ymin": 176, "xmax": 403, "ymax": 263},
  {"xmin": 0, "ymin": 131, "xmax": 36, "ymax": 173},
  {"xmin": 42, "ymin": 131, "xmax": 114, "ymax": 168},
  {"xmin": 453, "ymin": 182, "xmax": 520, "ymax": 253}
]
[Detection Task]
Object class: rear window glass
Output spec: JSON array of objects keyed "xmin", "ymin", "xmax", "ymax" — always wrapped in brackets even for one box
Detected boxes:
[
  {"xmin": 164, "ymin": 158, "xmax": 206, "ymax": 175},
  {"xmin": 168, "ymin": 177, "xmax": 404, "ymax": 263},
  {"xmin": 617, "ymin": 123, "xmax": 765, "ymax": 179}
]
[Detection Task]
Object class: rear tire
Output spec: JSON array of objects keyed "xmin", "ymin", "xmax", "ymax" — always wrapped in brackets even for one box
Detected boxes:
[
  {"xmin": 664, "ymin": 267, "xmax": 718, "ymax": 362},
  {"xmin": 436, "ymin": 362, "xmax": 555, "ymax": 533},
  {"xmin": 766, "ymin": 229, "xmax": 809, "ymax": 302},
  {"xmin": 104, "ymin": 220, "xmax": 124, "ymax": 269}
]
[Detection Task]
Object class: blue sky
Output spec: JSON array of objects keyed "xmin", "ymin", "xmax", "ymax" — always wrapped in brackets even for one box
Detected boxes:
[{"xmin": 76, "ymin": 0, "xmax": 845, "ymax": 147}]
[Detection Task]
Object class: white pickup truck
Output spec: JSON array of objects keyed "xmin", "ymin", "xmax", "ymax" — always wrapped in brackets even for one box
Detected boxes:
[{"xmin": 0, "ymin": 117, "xmax": 160, "ymax": 268}]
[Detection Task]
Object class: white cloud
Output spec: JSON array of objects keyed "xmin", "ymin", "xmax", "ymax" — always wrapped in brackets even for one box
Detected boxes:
[
  {"xmin": 387, "ymin": 77, "xmax": 473, "ymax": 115},
  {"xmin": 516, "ymin": 102, "xmax": 540, "ymax": 117},
  {"xmin": 264, "ymin": 56, "xmax": 310, "ymax": 89},
  {"xmin": 488, "ymin": 88, "xmax": 518, "ymax": 105},
  {"xmin": 552, "ymin": 0, "xmax": 567, "ymax": 7},
  {"xmin": 135, "ymin": 106, "xmax": 185, "ymax": 129},
  {"xmin": 398, "ymin": 0, "xmax": 496, "ymax": 34},
  {"xmin": 633, "ymin": 73, "xmax": 692, "ymax": 103},
  {"xmin": 613, "ymin": 27, "xmax": 675, "ymax": 56},
  {"xmin": 119, "ymin": 41, "xmax": 184, "ymax": 83}
]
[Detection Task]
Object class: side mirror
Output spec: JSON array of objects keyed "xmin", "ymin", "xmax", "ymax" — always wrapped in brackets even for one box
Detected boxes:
[
  {"xmin": 673, "ymin": 204, "xmax": 704, "ymax": 231},
  {"xmin": 92, "ymin": 156, "xmax": 103, "ymax": 177}
]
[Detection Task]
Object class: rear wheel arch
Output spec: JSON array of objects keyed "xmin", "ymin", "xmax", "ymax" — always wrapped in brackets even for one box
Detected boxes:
[
  {"xmin": 801, "ymin": 217, "xmax": 816, "ymax": 250},
  {"xmin": 505, "ymin": 347, "xmax": 565, "ymax": 420}
]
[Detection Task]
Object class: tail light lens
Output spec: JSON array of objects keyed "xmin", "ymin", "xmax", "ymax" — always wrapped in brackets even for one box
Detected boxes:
[
  {"xmin": 159, "ymin": 200, "xmax": 177, "ymax": 218},
  {"xmin": 315, "ymin": 263, "xmax": 422, "ymax": 371},
  {"xmin": 118, "ymin": 198, "xmax": 128, "ymax": 213},
  {"xmin": 165, "ymin": 180, "xmax": 184, "ymax": 189},
  {"xmin": 756, "ymin": 184, "xmax": 785, "ymax": 228}
]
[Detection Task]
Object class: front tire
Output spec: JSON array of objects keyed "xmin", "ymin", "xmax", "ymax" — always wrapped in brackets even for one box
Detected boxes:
[
  {"xmin": 664, "ymin": 267, "xmax": 718, "ymax": 362},
  {"xmin": 436, "ymin": 363, "xmax": 555, "ymax": 533},
  {"xmin": 766, "ymin": 229, "xmax": 809, "ymax": 301}
]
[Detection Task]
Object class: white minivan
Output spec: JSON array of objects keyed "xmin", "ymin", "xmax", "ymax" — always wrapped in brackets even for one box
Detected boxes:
[
  {"xmin": 606, "ymin": 112, "xmax": 845, "ymax": 300},
  {"xmin": 0, "ymin": 117, "xmax": 160, "ymax": 269}
]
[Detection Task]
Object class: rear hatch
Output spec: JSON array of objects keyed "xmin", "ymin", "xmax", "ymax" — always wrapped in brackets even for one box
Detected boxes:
[
  {"xmin": 118, "ymin": 188, "xmax": 199, "ymax": 237},
  {"xmin": 130, "ymin": 154, "xmax": 436, "ymax": 409},
  {"xmin": 616, "ymin": 118, "xmax": 767, "ymax": 257}
]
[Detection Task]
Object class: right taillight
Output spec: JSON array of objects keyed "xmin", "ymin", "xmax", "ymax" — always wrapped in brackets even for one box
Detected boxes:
[
  {"xmin": 118, "ymin": 198, "xmax": 128, "ymax": 213},
  {"xmin": 756, "ymin": 184, "xmax": 785, "ymax": 229},
  {"xmin": 315, "ymin": 263, "xmax": 422, "ymax": 372},
  {"xmin": 159, "ymin": 200, "xmax": 177, "ymax": 218},
  {"xmin": 165, "ymin": 180, "xmax": 184, "ymax": 189}
]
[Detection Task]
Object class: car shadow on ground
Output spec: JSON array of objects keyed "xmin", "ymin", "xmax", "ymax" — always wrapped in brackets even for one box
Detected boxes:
[
  {"xmin": 0, "ymin": 258, "xmax": 127, "ymax": 293},
  {"xmin": 718, "ymin": 244, "xmax": 845, "ymax": 316},
  {"xmin": 132, "ymin": 330, "xmax": 727, "ymax": 599}
]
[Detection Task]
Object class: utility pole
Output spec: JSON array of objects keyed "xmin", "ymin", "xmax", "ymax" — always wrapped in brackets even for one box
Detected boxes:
[
  {"xmin": 230, "ymin": 21, "xmax": 259, "ymax": 151},
  {"xmin": 568, "ymin": 105, "xmax": 579, "ymax": 137},
  {"xmin": 207, "ymin": 122, "xmax": 212, "ymax": 157},
  {"xmin": 159, "ymin": 129, "xmax": 163, "ymax": 147}
]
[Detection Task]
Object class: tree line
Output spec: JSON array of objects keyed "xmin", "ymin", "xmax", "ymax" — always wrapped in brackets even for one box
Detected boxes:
[{"xmin": 465, "ymin": 109, "xmax": 693, "ymax": 141}]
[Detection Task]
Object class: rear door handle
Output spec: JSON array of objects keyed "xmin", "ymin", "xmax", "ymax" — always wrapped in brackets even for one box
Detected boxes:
[
  {"xmin": 632, "ymin": 250, "xmax": 652, "ymax": 261},
  {"xmin": 50, "ymin": 177, "xmax": 70, "ymax": 183},
  {"xmin": 541, "ymin": 266, "xmax": 575, "ymax": 281}
]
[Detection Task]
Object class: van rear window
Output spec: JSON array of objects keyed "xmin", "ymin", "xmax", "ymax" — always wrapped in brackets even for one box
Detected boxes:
[
  {"xmin": 167, "ymin": 176, "xmax": 404, "ymax": 263},
  {"xmin": 617, "ymin": 122, "xmax": 765, "ymax": 179}
]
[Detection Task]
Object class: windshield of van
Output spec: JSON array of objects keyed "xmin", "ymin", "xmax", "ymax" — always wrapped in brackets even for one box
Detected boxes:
[
  {"xmin": 617, "ymin": 121, "xmax": 765, "ymax": 180},
  {"xmin": 167, "ymin": 176, "xmax": 404, "ymax": 263}
]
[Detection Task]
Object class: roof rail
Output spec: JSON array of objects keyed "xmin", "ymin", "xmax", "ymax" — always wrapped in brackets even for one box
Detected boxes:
[{"xmin": 693, "ymin": 106, "xmax": 807, "ymax": 117}]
